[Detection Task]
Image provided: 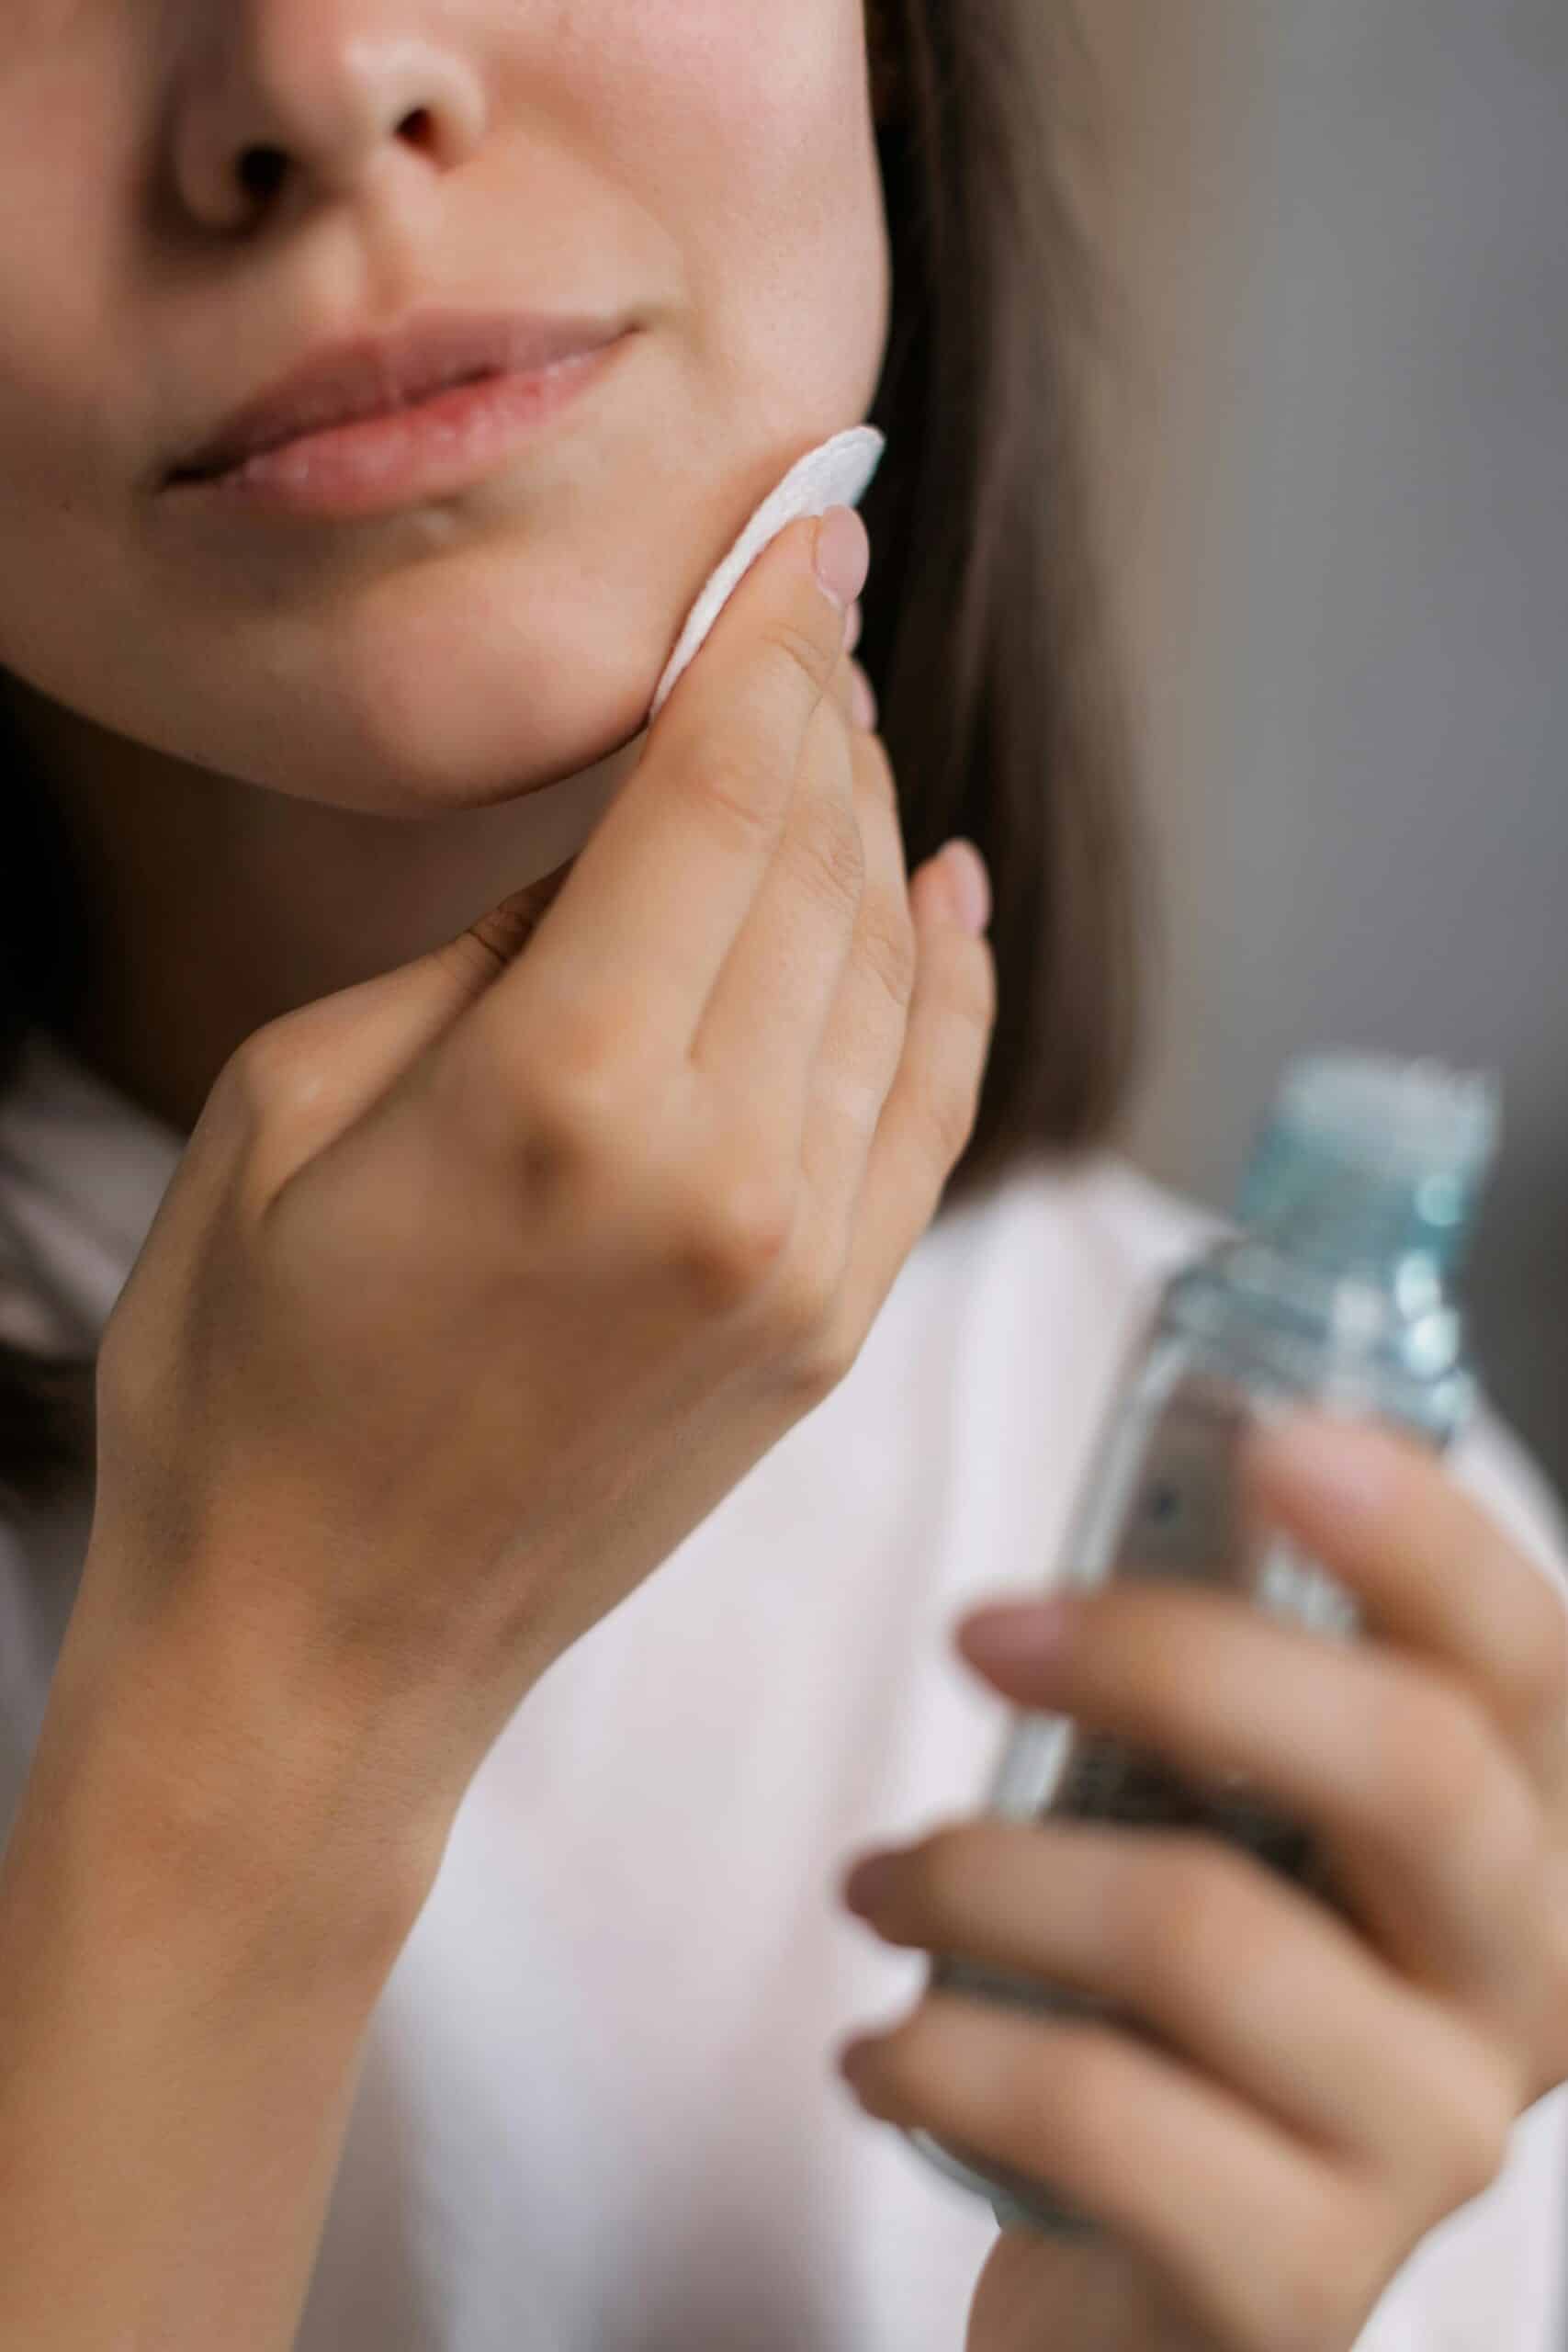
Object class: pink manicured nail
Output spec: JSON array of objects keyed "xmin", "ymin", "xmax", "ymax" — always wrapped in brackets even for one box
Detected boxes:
[
  {"xmin": 815, "ymin": 505, "xmax": 871, "ymax": 611},
  {"xmin": 837, "ymin": 2034, "xmax": 880, "ymax": 2082},
  {"xmin": 956, "ymin": 1594, "xmax": 1076, "ymax": 1670},
  {"xmin": 840, "ymin": 1851, "xmax": 900, "ymax": 1913},
  {"xmin": 941, "ymin": 841, "xmax": 991, "ymax": 936}
]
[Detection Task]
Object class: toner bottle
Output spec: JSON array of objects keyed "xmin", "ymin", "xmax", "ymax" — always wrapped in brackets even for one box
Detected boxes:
[{"xmin": 908, "ymin": 1050, "xmax": 1502, "ymax": 2237}]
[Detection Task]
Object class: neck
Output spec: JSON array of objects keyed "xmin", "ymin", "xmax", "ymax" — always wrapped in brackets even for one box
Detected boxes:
[{"xmin": 4, "ymin": 674, "xmax": 648, "ymax": 1143}]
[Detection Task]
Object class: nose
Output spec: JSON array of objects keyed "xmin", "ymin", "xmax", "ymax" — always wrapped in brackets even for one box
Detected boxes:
[{"xmin": 166, "ymin": 0, "xmax": 488, "ymax": 235}]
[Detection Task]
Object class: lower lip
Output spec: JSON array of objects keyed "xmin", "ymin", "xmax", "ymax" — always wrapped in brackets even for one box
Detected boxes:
[{"xmin": 166, "ymin": 335, "xmax": 634, "ymax": 520}]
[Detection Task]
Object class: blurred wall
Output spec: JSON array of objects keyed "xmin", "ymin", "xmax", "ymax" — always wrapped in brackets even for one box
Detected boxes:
[{"xmin": 1076, "ymin": 2, "xmax": 1568, "ymax": 1487}]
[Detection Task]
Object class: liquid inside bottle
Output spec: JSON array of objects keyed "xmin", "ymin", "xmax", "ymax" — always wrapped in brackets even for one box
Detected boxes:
[{"xmin": 904, "ymin": 1051, "xmax": 1501, "ymax": 2237}]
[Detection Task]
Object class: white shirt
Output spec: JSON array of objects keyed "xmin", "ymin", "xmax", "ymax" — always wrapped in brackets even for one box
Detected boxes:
[{"xmin": 2, "ymin": 1023, "xmax": 1564, "ymax": 2352}]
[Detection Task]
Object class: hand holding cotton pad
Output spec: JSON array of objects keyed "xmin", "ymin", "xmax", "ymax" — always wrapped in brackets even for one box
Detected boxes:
[
  {"xmin": 649, "ymin": 424, "xmax": 886, "ymax": 724},
  {"xmin": 501, "ymin": 425, "xmax": 886, "ymax": 894}
]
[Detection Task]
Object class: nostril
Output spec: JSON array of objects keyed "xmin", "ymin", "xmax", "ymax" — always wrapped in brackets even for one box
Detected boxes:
[{"xmin": 236, "ymin": 147, "xmax": 286, "ymax": 205}]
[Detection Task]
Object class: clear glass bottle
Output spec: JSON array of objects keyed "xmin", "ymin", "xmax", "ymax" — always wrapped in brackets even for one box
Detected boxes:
[{"xmin": 907, "ymin": 1050, "xmax": 1502, "ymax": 2237}]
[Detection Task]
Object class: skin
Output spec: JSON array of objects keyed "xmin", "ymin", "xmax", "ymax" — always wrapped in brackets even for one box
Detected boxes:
[
  {"xmin": 841, "ymin": 1414, "xmax": 1568, "ymax": 2352},
  {"xmin": 0, "ymin": 0, "xmax": 891, "ymax": 1141},
  {"xmin": 5, "ymin": 10, "xmax": 1566, "ymax": 2351}
]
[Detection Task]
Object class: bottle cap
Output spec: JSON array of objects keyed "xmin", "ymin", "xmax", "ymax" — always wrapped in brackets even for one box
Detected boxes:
[{"xmin": 1236, "ymin": 1050, "xmax": 1502, "ymax": 1279}]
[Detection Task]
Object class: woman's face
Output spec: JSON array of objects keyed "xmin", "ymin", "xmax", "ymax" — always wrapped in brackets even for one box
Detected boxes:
[{"xmin": 0, "ymin": 1, "xmax": 891, "ymax": 817}]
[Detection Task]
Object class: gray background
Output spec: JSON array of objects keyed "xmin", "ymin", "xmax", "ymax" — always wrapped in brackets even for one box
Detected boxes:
[{"xmin": 1075, "ymin": 2, "xmax": 1567, "ymax": 1489}]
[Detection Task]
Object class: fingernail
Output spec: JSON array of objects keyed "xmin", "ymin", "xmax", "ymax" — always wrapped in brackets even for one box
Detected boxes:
[
  {"xmin": 956, "ymin": 1593, "xmax": 1076, "ymax": 1670},
  {"xmin": 1255, "ymin": 1414, "xmax": 1394, "ymax": 1521},
  {"xmin": 815, "ymin": 506, "xmax": 872, "ymax": 613},
  {"xmin": 942, "ymin": 840, "xmax": 992, "ymax": 936},
  {"xmin": 838, "ymin": 2034, "xmax": 880, "ymax": 2082},
  {"xmin": 840, "ymin": 1850, "xmax": 900, "ymax": 1913}
]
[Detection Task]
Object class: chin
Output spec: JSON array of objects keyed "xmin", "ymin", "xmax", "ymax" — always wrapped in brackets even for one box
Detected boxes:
[{"xmin": 232, "ymin": 647, "xmax": 660, "ymax": 820}]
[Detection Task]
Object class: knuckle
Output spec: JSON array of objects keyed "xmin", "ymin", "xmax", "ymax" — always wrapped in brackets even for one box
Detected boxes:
[
  {"xmin": 430, "ymin": 1009, "xmax": 627, "ymax": 1219},
  {"xmin": 433, "ymin": 874, "xmax": 569, "ymax": 990},
  {"xmin": 1429, "ymin": 2113, "xmax": 1508, "ymax": 2216},
  {"xmin": 761, "ymin": 610, "xmax": 841, "ymax": 696},
  {"xmin": 815, "ymin": 1058, "xmax": 886, "ymax": 1151},
  {"xmin": 1030, "ymin": 2024, "xmax": 1136, "ymax": 2180},
  {"xmin": 763, "ymin": 1233, "xmax": 848, "ymax": 1360},
  {"xmin": 793, "ymin": 790, "xmax": 866, "ymax": 914},
  {"xmin": 1365, "ymin": 1674, "xmax": 1496, "ymax": 1847},
  {"xmin": 1128, "ymin": 1838, "xmax": 1262, "ymax": 1996},
  {"xmin": 769, "ymin": 1251, "xmax": 838, "ymax": 1348},
  {"xmin": 514, "ymin": 1036, "xmax": 630, "ymax": 1175},
  {"xmin": 674, "ymin": 1166, "xmax": 798, "ymax": 1313},
  {"xmin": 1450, "ymin": 2108, "xmax": 1513, "ymax": 2208},
  {"xmin": 432, "ymin": 928, "xmax": 513, "ymax": 999},
  {"xmin": 218, "ymin": 1015, "xmax": 319, "ymax": 1125},
  {"xmin": 1431, "ymin": 2049, "xmax": 1517, "ymax": 2208},
  {"xmin": 855, "ymin": 887, "xmax": 919, "ymax": 1015},
  {"xmin": 686, "ymin": 746, "xmax": 790, "ymax": 854},
  {"xmin": 776, "ymin": 1308, "xmax": 860, "ymax": 1404}
]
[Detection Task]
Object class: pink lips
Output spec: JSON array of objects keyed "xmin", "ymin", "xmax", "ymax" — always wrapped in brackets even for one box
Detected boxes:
[
  {"xmin": 161, "ymin": 320, "xmax": 637, "ymax": 521},
  {"xmin": 164, "ymin": 308, "xmax": 636, "ymax": 491}
]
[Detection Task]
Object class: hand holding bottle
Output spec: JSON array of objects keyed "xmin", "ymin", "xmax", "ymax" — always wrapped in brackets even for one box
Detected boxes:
[{"xmin": 838, "ymin": 1412, "xmax": 1568, "ymax": 2352}]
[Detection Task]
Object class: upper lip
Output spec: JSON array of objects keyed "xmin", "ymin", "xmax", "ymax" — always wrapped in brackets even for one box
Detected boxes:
[{"xmin": 164, "ymin": 308, "xmax": 631, "ymax": 485}]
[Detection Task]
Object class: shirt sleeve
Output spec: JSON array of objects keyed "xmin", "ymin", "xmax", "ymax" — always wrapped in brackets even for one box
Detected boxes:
[{"xmin": 1351, "ymin": 1402, "xmax": 1568, "ymax": 2352}]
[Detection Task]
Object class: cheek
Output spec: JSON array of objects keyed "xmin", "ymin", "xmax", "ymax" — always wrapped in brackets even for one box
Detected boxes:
[
  {"xmin": 596, "ymin": 0, "xmax": 890, "ymax": 411},
  {"xmin": 0, "ymin": 49, "xmax": 150, "ymax": 667},
  {"xmin": 0, "ymin": 0, "xmax": 891, "ymax": 810}
]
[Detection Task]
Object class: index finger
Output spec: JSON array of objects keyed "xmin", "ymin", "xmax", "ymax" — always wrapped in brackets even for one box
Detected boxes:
[{"xmin": 468, "ymin": 508, "xmax": 865, "ymax": 1072}]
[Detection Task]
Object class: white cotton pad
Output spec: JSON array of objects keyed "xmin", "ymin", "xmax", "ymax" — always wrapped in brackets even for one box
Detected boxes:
[{"xmin": 649, "ymin": 425, "xmax": 886, "ymax": 725}]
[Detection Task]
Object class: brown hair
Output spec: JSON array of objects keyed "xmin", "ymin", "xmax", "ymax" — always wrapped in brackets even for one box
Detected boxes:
[{"xmin": 0, "ymin": 0, "xmax": 1149, "ymax": 1514}]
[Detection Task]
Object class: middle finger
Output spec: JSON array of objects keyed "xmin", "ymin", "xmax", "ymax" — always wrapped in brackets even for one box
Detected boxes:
[
  {"xmin": 789, "ymin": 702, "xmax": 923, "ymax": 1228},
  {"xmin": 952, "ymin": 1585, "xmax": 1550, "ymax": 2045},
  {"xmin": 842, "ymin": 1811, "xmax": 1517, "ymax": 2178}
]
